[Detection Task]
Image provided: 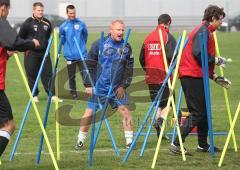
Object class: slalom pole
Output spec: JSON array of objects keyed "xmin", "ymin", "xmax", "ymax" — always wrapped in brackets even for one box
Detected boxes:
[
  {"xmin": 203, "ymin": 31, "xmax": 215, "ymax": 158},
  {"xmin": 200, "ymin": 32, "xmax": 214, "ymax": 158},
  {"xmin": 53, "ymin": 29, "xmax": 61, "ymax": 160},
  {"xmin": 218, "ymin": 102, "xmax": 240, "ymax": 167},
  {"xmin": 171, "ymin": 86, "xmax": 183, "ymax": 144},
  {"xmin": 151, "ymin": 31, "xmax": 187, "ymax": 169},
  {"xmin": 10, "ymin": 36, "xmax": 53, "ymax": 161},
  {"xmin": 213, "ymin": 32, "xmax": 237, "ymax": 151},
  {"xmin": 36, "ymin": 36, "xmax": 63, "ymax": 164},
  {"xmin": 14, "ymin": 53, "xmax": 59, "ymax": 170}
]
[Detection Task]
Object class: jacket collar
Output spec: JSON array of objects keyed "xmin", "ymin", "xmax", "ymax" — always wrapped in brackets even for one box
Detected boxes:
[
  {"xmin": 32, "ymin": 14, "xmax": 43, "ymax": 22},
  {"xmin": 202, "ymin": 20, "xmax": 215, "ymax": 32},
  {"xmin": 66, "ymin": 18, "xmax": 79, "ymax": 23},
  {"xmin": 156, "ymin": 24, "xmax": 169, "ymax": 33}
]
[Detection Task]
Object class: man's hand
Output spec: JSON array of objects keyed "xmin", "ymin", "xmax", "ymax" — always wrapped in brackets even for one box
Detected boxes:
[
  {"xmin": 213, "ymin": 74, "xmax": 232, "ymax": 89},
  {"xmin": 215, "ymin": 56, "xmax": 232, "ymax": 68},
  {"xmin": 115, "ymin": 87, "xmax": 125, "ymax": 99},
  {"xmin": 24, "ymin": 50, "xmax": 30, "ymax": 57},
  {"xmin": 7, "ymin": 51, "xmax": 15, "ymax": 58},
  {"xmin": 85, "ymin": 87, "xmax": 93, "ymax": 97},
  {"xmin": 32, "ymin": 39, "xmax": 40, "ymax": 48}
]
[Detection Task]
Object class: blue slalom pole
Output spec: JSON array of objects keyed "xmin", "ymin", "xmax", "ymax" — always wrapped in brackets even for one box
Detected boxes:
[
  {"xmin": 139, "ymin": 35, "xmax": 183, "ymax": 157},
  {"xmin": 202, "ymin": 31, "xmax": 215, "ymax": 157},
  {"xmin": 123, "ymin": 58, "xmax": 177, "ymax": 162},
  {"xmin": 10, "ymin": 36, "xmax": 53, "ymax": 161},
  {"xmin": 171, "ymin": 86, "xmax": 183, "ymax": 144},
  {"xmin": 36, "ymin": 36, "xmax": 63, "ymax": 164},
  {"xmin": 139, "ymin": 87, "xmax": 166, "ymax": 157},
  {"xmin": 89, "ymin": 32, "xmax": 103, "ymax": 166},
  {"xmin": 92, "ymin": 28, "xmax": 132, "ymax": 151}
]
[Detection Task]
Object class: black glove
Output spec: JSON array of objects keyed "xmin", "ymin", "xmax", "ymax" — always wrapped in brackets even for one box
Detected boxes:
[{"xmin": 213, "ymin": 73, "xmax": 231, "ymax": 89}]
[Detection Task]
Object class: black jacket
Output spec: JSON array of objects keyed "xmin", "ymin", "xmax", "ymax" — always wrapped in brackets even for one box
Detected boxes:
[
  {"xmin": 0, "ymin": 18, "xmax": 35, "ymax": 51},
  {"xmin": 19, "ymin": 15, "xmax": 52, "ymax": 53}
]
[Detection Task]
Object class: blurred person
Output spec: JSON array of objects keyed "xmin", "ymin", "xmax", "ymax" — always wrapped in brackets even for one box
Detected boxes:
[{"xmin": 0, "ymin": 0, "xmax": 39, "ymax": 158}]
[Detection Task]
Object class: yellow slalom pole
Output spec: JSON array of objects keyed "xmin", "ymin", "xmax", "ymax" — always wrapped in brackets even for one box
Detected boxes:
[
  {"xmin": 152, "ymin": 30, "xmax": 187, "ymax": 169},
  {"xmin": 213, "ymin": 32, "xmax": 237, "ymax": 151},
  {"xmin": 14, "ymin": 54, "xmax": 59, "ymax": 170},
  {"xmin": 53, "ymin": 29, "xmax": 61, "ymax": 160},
  {"xmin": 218, "ymin": 101, "xmax": 240, "ymax": 167},
  {"xmin": 0, "ymin": 159, "xmax": 1, "ymax": 165},
  {"xmin": 159, "ymin": 29, "xmax": 186, "ymax": 160}
]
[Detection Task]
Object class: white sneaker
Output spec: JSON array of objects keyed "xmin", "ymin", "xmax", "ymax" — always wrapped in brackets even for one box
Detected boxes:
[
  {"xmin": 33, "ymin": 96, "xmax": 39, "ymax": 103},
  {"xmin": 51, "ymin": 96, "xmax": 63, "ymax": 103}
]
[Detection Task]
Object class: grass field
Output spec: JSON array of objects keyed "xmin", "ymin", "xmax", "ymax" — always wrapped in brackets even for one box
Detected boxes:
[{"xmin": 1, "ymin": 31, "xmax": 240, "ymax": 170}]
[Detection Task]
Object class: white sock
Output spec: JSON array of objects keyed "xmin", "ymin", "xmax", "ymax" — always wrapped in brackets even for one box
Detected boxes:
[
  {"xmin": 77, "ymin": 131, "xmax": 88, "ymax": 144},
  {"xmin": 125, "ymin": 131, "xmax": 133, "ymax": 145}
]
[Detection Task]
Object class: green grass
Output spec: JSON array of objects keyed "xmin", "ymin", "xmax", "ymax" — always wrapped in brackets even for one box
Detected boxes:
[{"xmin": 1, "ymin": 31, "xmax": 240, "ymax": 169}]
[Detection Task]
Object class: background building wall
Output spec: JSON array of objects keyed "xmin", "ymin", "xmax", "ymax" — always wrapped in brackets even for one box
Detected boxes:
[{"xmin": 8, "ymin": 0, "xmax": 239, "ymax": 31}]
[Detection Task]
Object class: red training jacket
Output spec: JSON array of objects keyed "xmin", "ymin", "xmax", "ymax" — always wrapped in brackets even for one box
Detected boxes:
[{"xmin": 179, "ymin": 21, "xmax": 216, "ymax": 78}]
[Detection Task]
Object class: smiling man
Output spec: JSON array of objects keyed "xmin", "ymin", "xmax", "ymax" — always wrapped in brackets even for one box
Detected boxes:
[
  {"xmin": 75, "ymin": 20, "xmax": 134, "ymax": 150},
  {"xmin": 59, "ymin": 4, "xmax": 88, "ymax": 100}
]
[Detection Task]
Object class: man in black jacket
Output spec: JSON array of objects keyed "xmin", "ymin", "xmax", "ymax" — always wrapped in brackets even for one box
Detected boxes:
[
  {"xmin": 19, "ymin": 2, "xmax": 62, "ymax": 102},
  {"xmin": 0, "ymin": 0, "xmax": 39, "ymax": 158}
]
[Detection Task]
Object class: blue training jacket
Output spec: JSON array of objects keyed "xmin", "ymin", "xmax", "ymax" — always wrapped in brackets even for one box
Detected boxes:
[
  {"xmin": 59, "ymin": 18, "xmax": 88, "ymax": 61},
  {"xmin": 83, "ymin": 35, "xmax": 134, "ymax": 94}
]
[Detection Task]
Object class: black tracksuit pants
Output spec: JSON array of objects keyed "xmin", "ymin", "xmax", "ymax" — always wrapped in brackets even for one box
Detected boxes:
[
  {"xmin": 24, "ymin": 51, "xmax": 54, "ymax": 97},
  {"xmin": 66, "ymin": 60, "xmax": 82, "ymax": 95},
  {"xmin": 174, "ymin": 76, "xmax": 208, "ymax": 147}
]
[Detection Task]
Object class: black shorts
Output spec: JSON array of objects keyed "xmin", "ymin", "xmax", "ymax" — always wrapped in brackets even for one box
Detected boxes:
[
  {"xmin": 148, "ymin": 84, "xmax": 173, "ymax": 109},
  {"xmin": 0, "ymin": 90, "xmax": 13, "ymax": 124}
]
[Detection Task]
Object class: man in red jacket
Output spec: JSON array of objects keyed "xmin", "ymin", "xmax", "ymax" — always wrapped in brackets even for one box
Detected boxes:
[
  {"xmin": 0, "ymin": 0, "xmax": 39, "ymax": 158},
  {"xmin": 139, "ymin": 14, "xmax": 176, "ymax": 139},
  {"xmin": 170, "ymin": 5, "xmax": 231, "ymax": 155}
]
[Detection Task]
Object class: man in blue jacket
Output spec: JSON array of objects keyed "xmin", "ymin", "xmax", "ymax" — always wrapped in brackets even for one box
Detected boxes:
[
  {"xmin": 75, "ymin": 20, "xmax": 134, "ymax": 150},
  {"xmin": 59, "ymin": 4, "xmax": 88, "ymax": 99}
]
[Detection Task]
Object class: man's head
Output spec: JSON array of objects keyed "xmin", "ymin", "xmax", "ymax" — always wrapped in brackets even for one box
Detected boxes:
[
  {"xmin": 203, "ymin": 5, "xmax": 225, "ymax": 29},
  {"xmin": 66, "ymin": 5, "xmax": 76, "ymax": 21},
  {"xmin": 158, "ymin": 14, "xmax": 172, "ymax": 29},
  {"xmin": 0, "ymin": 0, "xmax": 10, "ymax": 18},
  {"xmin": 110, "ymin": 20, "xmax": 125, "ymax": 42},
  {"xmin": 33, "ymin": 2, "xmax": 44, "ymax": 19}
]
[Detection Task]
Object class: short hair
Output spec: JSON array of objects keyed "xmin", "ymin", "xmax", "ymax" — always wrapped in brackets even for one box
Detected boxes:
[
  {"xmin": 0, "ymin": 0, "xmax": 10, "ymax": 7},
  {"xmin": 158, "ymin": 14, "xmax": 172, "ymax": 25},
  {"xmin": 66, "ymin": 4, "xmax": 75, "ymax": 13},
  {"xmin": 111, "ymin": 20, "xmax": 125, "ymax": 27},
  {"xmin": 203, "ymin": 5, "xmax": 225, "ymax": 22},
  {"xmin": 33, "ymin": 2, "xmax": 44, "ymax": 8}
]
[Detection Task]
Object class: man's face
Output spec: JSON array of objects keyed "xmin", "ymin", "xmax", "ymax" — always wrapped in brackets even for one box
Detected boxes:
[
  {"xmin": 67, "ymin": 8, "xmax": 76, "ymax": 21},
  {"xmin": 110, "ymin": 22, "xmax": 125, "ymax": 42},
  {"xmin": 211, "ymin": 15, "xmax": 224, "ymax": 29},
  {"xmin": 33, "ymin": 5, "xmax": 44, "ymax": 19},
  {"xmin": 0, "ymin": 5, "xmax": 10, "ymax": 18}
]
